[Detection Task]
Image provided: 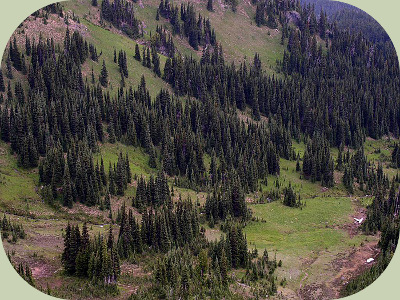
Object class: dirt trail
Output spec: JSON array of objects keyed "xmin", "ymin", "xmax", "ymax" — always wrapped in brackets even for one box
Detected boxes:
[
  {"xmin": 327, "ymin": 240, "xmax": 380, "ymax": 297},
  {"xmin": 297, "ymin": 240, "xmax": 380, "ymax": 300}
]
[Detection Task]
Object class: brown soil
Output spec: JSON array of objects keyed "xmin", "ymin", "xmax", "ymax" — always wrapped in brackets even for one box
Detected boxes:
[
  {"xmin": 297, "ymin": 240, "xmax": 380, "ymax": 300},
  {"xmin": 12, "ymin": 12, "xmax": 89, "ymax": 49},
  {"xmin": 31, "ymin": 261, "xmax": 60, "ymax": 278}
]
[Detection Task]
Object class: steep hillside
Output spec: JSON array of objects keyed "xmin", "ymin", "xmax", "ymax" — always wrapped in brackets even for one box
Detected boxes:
[
  {"xmin": 61, "ymin": 0, "xmax": 286, "ymax": 74},
  {"xmin": 0, "ymin": 1, "xmax": 399, "ymax": 299}
]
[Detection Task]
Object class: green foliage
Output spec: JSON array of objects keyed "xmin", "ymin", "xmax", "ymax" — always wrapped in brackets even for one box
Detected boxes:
[
  {"xmin": 101, "ymin": 0, "xmax": 140, "ymax": 39},
  {"xmin": 302, "ymin": 134, "xmax": 334, "ymax": 187},
  {"xmin": 99, "ymin": 60, "xmax": 108, "ymax": 87},
  {"xmin": 62, "ymin": 222, "xmax": 120, "ymax": 285},
  {"xmin": 158, "ymin": 1, "xmax": 217, "ymax": 50},
  {"xmin": 283, "ymin": 183, "xmax": 302, "ymax": 208},
  {"xmin": 1, "ymin": 214, "xmax": 26, "ymax": 242}
]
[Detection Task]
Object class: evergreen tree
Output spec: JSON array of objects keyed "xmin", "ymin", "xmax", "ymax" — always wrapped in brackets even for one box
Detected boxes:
[
  {"xmin": 207, "ymin": 0, "xmax": 213, "ymax": 12},
  {"xmin": 99, "ymin": 60, "xmax": 108, "ymax": 87},
  {"xmin": 134, "ymin": 44, "xmax": 141, "ymax": 61},
  {"xmin": 0, "ymin": 70, "xmax": 5, "ymax": 92},
  {"xmin": 63, "ymin": 163, "xmax": 74, "ymax": 208}
]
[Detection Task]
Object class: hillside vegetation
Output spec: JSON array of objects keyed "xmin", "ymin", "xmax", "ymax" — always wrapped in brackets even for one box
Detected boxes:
[{"xmin": 0, "ymin": 1, "xmax": 399, "ymax": 299}]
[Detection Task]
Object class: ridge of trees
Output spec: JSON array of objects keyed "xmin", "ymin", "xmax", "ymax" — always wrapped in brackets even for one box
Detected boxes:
[
  {"xmin": 100, "ymin": 0, "xmax": 141, "ymax": 39},
  {"xmin": 157, "ymin": 0, "xmax": 217, "ymax": 50}
]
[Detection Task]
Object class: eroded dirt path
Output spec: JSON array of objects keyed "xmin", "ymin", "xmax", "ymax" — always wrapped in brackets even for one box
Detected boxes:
[{"xmin": 296, "ymin": 239, "xmax": 379, "ymax": 300}]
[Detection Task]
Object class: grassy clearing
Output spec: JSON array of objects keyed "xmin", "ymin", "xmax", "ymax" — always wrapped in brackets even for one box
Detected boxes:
[
  {"xmin": 94, "ymin": 142, "xmax": 155, "ymax": 177},
  {"xmin": 0, "ymin": 142, "xmax": 54, "ymax": 217},
  {"xmin": 245, "ymin": 196, "xmax": 357, "ymax": 256},
  {"xmin": 258, "ymin": 157, "xmax": 347, "ymax": 200},
  {"xmin": 94, "ymin": 142, "xmax": 156, "ymax": 198},
  {"xmin": 203, "ymin": 224, "xmax": 225, "ymax": 242}
]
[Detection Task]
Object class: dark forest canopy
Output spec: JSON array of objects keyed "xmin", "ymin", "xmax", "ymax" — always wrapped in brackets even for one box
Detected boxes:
[
  {"xmin": 1, "ymin": 0, "xmax": 400, "ymax": 297},
  {"xmin": 1, "ymin": 0, "xmax": 400, "ymax": 206},
  {"xmin": 300, "ymin": 0, "xmax": 390, "ymax": 43}
]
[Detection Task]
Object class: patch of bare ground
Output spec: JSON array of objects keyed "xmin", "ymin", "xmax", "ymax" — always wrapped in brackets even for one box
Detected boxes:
[
  {"xmin": 333, "ymin": 170, "xmax": 342, "ymax": 186},
  {"xmin": 237, "ymin": 108, "xmax": 269, "ymax": 126},
  {"xmin": 298, "ymin": 282, "xmax": 336, "ymax": 300},
  {"xmin": 111, "ymin": 195, "xmax": 141, "ymax": 219},
  {"xmin": 64, "ymin": 202, "xmax": 107, "ymax": 222},
  {"xmin": 298, "ymin": 254, "xmax": 319, "ymax": 290},
  {"xmin": 31, "ymin": 260, "xmax": 61, "ymax": 279},
  {"xmin": 138, "ymin": 0, "xmax": 145, "ymax": 9},
  {"xmin": 231, "ymin": 281, "xmax": 253, "ymax": 299},
  {"xmin": 327, "ymin": 240, "xmax": 380, "ymax": 297},
  {"xmin": 12, "ymin": 12, "xmax": 89, "ymax": 48},
  {"xmin": 297, "ymin": 239, "xmax": 380, "ymax": 300},
  {"xmin": 120, "ymin": 262, "xmax": 150, "ymax": 277},
  {"xmin": 119, "ymin": 263, "xmax": 152, "ymax": 295},
  {"xmin": 79, "ymin": 4, "xmax": 102, "ymax": 27}
]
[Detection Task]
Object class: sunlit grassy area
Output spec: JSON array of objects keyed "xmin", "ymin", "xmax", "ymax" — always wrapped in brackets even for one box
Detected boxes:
[{"xmin": 245, "ymin": 196, "xmax": 358, "ymax": 255}]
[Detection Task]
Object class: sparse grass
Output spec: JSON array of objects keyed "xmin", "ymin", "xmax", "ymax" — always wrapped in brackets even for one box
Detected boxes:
[{"xmin": 203, "ymin": 224, "xmax": 225, "ymax": 242}]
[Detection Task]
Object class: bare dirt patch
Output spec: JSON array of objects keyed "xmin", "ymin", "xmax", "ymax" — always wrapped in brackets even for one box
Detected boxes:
[
  {"xmin": 297, "ymin": 240, "xmax": 380, "ymax": 299},
  {"xmin": 12, "ymin": 13, "xmax": 89, "ymax": 48},
  {"xmin": 328, "ymin": 240, "xmax": 380, "ymax": 294},
  {"xmin": 120, "ymin": 262, "xmax": 150, "ymax": 277},
  {"xmin": 64, "ymin": 202, "xmax": 107, "ymax": 221},
  {"xmin": 31, "ymin": 260, "xmax": 60, "ymax": 278}
]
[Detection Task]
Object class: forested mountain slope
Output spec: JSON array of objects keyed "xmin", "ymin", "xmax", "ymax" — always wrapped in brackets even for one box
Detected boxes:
[{"xmin": 0, "ymin": 1, "xmax": 399, "ymax": 299}]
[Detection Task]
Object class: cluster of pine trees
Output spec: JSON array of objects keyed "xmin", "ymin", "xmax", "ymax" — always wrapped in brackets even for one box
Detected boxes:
[
  {"xmin": 204, "ymin": 172, "xmax": 248, "ymax": 223},
  {"xmin": 281, "ymin": 8, "xmax": 399, "ymax": 144},
  {"xmin": 152, "ymin": 25, "xmax": 175, "ymax": 58},
  {"xmin": 117, "ymin": 199, "xmax": 199, "ymax": 257},
  {"xmin": 301, "ymin": 134, "xmax": 334, "ymax": 187},
  {"xmin": 159, "ymin": 0, "xmax": 400, "ymax": 157},
  {"xmin": 339, "ymin": 146, "xmax": 391, "ymax": 195},
  {"xmin": 62, "ymin": 222, "xmax": 120, "ymax": 286},
  {"xmin": 131, "ymin": 219, "xmax": 261, "ymax": 299},
  {"xmin": 282, "ymin": 183, "xmax": 301, "ymax": 208},
  {"xmin": 244, "ymin": 248, "xmax": 279, "ymax": 296},
  {"xmin": 254, "ymin": 0, "xmax": 298, "ymax": 28},
  {"xmin": 100, "ymin": 0, "xmax": 141, "ymax": 39},
  {"xmin": 1, "ymin": 214, "xmax": 26, "ymax": 242},
  {"xmin": 39, "ymin": 140, "xmax": 131, "ymax": 208},
  {"xmin": 1, "ymin": 16, "xmax": 285, "ymax": 197},
  {"xmin": 114, "ymin": 49, "xmax": 128, "ymax": 79},
  {"xmin": 137, "ymin": 246, "xmax": 233, "ymax": 299},
  {"xmin": 132, "ymin": 172, "xmax": 170, "ymax": 209},
  {"xmin": 391, "ymin": 142, "xmax": 400, "ymax": 168},
  {"xmin": 209, "ymin": 222, "xmax": 249, "ymax": 269},
  {"xmin": 157, "ymin": 0, "xmax": 217, "ymax": 50},
  {"xmin": 140, "ymin": 45, "xmax": 162, "ymax": 77}
]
